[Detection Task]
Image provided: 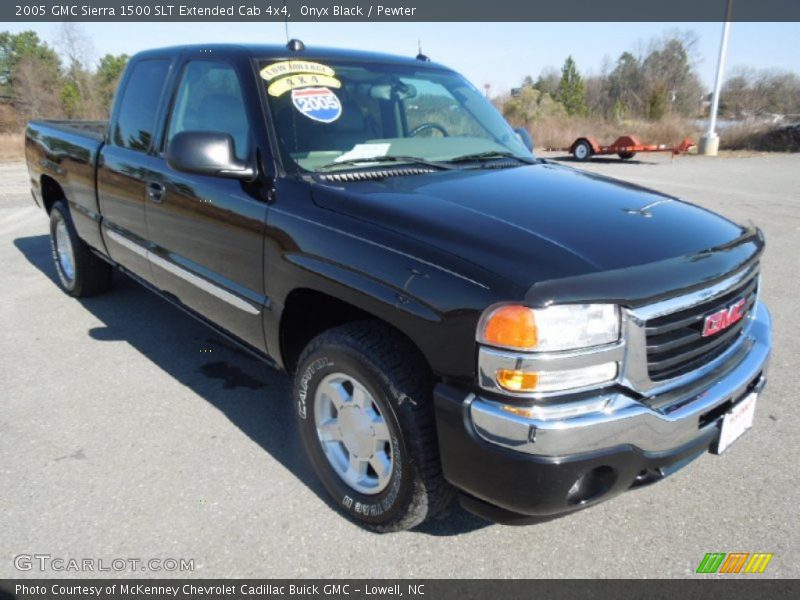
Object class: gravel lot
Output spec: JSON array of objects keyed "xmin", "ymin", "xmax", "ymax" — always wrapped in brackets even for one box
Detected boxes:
[{"xmin": 1, "ymin": 152, "xmax": 798, "ymax": 578}]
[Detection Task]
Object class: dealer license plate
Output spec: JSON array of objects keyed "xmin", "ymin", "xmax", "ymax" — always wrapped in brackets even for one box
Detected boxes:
[{"xmin": 714, "ymin": 393, "xmax": 758, "ymax": 454}]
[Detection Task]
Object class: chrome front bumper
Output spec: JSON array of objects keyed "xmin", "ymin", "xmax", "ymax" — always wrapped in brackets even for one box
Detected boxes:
[{"xmin": 470, "ymin": 301, "xmax": 771, "ymax": 456}]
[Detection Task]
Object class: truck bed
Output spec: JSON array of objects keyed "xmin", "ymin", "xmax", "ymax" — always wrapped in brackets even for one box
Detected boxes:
[
  {"xmin": 29, "ymin": 119, "xmax": 107, "ymax": 142},
  {"xmin": 25, "ymin": 119, "xmax": 108, "ymax": 252}
]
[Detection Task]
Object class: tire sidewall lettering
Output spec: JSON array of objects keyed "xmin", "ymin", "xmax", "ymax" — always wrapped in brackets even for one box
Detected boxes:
[{"xmin": 297, "ymin": 357, "xmax": 333, "ymax": 420}]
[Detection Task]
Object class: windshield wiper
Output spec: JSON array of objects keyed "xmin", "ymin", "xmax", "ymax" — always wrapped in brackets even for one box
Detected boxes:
[
  {"xmin": 317, "ymin": 155, "xmax": 454, "ymax": 172},
  {"xmin": 446, "ymin": 151, "xmax": 538, "ymax": 165}
]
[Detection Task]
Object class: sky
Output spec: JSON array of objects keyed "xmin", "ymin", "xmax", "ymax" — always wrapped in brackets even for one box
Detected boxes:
[{"xmin": 5, "ymin": 21, "xmax": 800, "ymax": 94}]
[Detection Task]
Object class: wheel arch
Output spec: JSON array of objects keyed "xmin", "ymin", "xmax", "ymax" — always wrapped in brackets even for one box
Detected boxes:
[
  {"xmin": 277, "ymin": 286, "xmax": 435, "ymax": 379},
  {"xmin": 40, "ymin": 175, "xmax": 66, "ymax": 214}
]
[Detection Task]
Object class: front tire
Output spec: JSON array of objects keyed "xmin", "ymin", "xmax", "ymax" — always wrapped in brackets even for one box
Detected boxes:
[
  {"xmin": 49, "ymin": 200, "xmax": 112, "ymax": 297},
  {"xmin": 294, "ymin": 321, "xmax": 453, "ymax": 532}
]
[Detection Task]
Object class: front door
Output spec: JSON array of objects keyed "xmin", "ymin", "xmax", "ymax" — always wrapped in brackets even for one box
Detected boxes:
[{"xmin": 146, "ymin": 58, "xmax": 269, "ymax": 351}]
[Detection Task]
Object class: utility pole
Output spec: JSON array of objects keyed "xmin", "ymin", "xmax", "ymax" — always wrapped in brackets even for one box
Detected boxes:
[{"xmin": 700, "ymin": 0, "xmax": 733, "ymax": 156}]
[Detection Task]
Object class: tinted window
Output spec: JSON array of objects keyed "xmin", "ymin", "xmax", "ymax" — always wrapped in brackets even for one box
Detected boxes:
[
  {"xmin": 113, "ymin": 59, "xmax": 170, "ymax": 152},
  {"xmin": 166, "ymin": 61, "xmax": 250, "ymax": 160}
]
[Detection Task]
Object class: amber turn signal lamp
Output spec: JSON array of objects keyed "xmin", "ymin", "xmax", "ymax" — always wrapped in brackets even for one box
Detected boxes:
[
  {"xmin": 482, "ymin": 305, "xmax": 538, "ymax": 349},
  {"xmin": 496, "ymin": 369, "xmax": 539, "ymax": 392},
  {"xmin": 500, "ymin": 404, "xmax": 536, "ymax": 417}
]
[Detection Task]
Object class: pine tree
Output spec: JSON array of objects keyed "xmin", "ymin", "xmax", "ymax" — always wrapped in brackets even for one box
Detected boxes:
[{"xmin": 557, "ymin": 56, "xmax": 588, "ymax": 116}]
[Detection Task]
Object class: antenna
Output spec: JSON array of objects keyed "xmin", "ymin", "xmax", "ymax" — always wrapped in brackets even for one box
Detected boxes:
[
  {"xmin": 416, "ymin": 39, "xmax": 430, "ymax": 62},
  {"xmin": 283, "ymin": 2, "xmax": 289, "ymax": 43}
]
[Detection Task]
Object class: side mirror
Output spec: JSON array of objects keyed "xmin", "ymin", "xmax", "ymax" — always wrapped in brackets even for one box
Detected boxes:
[
  {"xmin": 514, "ymin": 128, "xmax": 534, "ymax": 153},
  {"xmin": 166, "ymin": 131, "xmax": 255, "ymax": 180}
]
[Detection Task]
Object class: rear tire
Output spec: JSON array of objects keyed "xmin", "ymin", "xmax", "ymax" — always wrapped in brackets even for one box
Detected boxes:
[
  {"xmin": 49, "ymin": 200, "xmax": 113, "ymax": 297},
  {"xmin": 618, "ymin": 152, "xmax": 636, "ymax": 160},
  {"xmin": 294, "ymin": 321, "xmax": 454, "ymax": 532},
  {"xmin": 573, "ymin": 140, "xmax": 592, "ymax": 162}
]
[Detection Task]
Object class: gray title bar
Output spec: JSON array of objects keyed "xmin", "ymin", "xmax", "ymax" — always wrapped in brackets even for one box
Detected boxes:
[
  {"xmin": 4, "ymin": 0, "xmax": 800, "ymax": 22},
  {"xmin": 3, "ymin": 579, "xmax": 800, "ymax": 600}
]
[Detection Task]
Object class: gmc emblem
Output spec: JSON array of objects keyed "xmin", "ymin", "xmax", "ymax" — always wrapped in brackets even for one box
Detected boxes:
[{"xmin": 702, "ymin": 298, "xmax": 747, "ymax": 337}]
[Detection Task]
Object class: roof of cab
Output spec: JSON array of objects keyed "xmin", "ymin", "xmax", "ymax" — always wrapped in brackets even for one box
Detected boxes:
[{"xmin": 133, "ymin": 43, "xmax": 453, "ymax": 71}]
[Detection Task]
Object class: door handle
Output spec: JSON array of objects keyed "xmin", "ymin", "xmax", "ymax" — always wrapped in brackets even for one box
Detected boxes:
[{"xmin": 147, "ymin": 181, "xmax": 165, "ymax": 203}]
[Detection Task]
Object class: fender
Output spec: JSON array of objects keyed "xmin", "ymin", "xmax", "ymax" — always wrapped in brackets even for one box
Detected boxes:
[{"xmin": 262, "ymin": 197, "xmax": 508, "ymax": 380}]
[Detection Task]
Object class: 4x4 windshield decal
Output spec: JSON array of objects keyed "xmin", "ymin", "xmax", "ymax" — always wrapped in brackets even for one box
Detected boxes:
[
  {"xmin": 260, "ymin": 60, "xmax": 342, "ymax": 97},
  {"xmin": 268, "ymin": 73, "xmax": 342, "ymax": 97}
]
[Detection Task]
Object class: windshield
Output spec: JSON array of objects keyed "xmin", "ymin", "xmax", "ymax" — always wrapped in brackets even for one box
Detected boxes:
[{"xmin": 260, "ymin": 58, "xmax": 531, "ymax": 172}]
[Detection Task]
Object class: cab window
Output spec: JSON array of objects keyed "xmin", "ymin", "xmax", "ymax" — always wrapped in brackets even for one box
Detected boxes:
[
  {"xmin": 166, "ymin": 61, "xmax": 250, "ymax": 160},
  {"xmin": 112, "ymin": 59, "xmax": 170, "ymax": 152}
]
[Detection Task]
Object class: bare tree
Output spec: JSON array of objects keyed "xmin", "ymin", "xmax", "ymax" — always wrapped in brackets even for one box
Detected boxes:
[
  {"xmin": 641, "ymin": 31, "xmax": 703, "ymax": 119},
  {"xmin": 534, "ymin": 67, "xmax": 560, "ymax": 97},
  {"xmin": 57, "ymin": 23, "xmax": 94, "ymax": 71},
  {"xmin": 593, "ymin": 31, "xmax": 703, "ymax": 121},
  {"xmin": 57, "ymin": 23, "xmax": 99, "ymax": 118},
  {"xmin": 14, "ymin": 56, "xmax": 63, "ymax": 121},
  {"xmin": 722, "ymin": 67, "xmax": 800, "ymax": 118},
  {"xmin": 603, "ymin": 51, "xmax": 645, "ymax": 119}
]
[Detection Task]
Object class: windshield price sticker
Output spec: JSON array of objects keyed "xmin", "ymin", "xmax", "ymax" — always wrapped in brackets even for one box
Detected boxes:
[{"xmin": 291, "ymin": 87, "xmax": 343, "ymax": 123}]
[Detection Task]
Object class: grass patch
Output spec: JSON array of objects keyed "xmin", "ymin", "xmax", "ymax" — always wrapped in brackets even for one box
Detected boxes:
[
  {"xmin": 0, "ymin": 133, "xmax": 24, "ymax": 161},
  {"xmin": 719, "ymin": 122, "xmax": 800, "ymax": 152}
]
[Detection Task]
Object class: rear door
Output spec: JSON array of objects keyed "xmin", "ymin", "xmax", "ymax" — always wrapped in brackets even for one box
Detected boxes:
[
  {"xmin": 97, "ymin": 57, "xmax": 174, "ymax": 280},
  {"xmin": 145, "ymin": 56, "xmax": 270, "ymax": 351}
]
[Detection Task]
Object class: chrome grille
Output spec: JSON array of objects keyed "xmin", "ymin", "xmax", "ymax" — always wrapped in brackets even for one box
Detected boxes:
[{"xmin": 644, "ymin": 269, "xmax": 759, "ymax": 381}]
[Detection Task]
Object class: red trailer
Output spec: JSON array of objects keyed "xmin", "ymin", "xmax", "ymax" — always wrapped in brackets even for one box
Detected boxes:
[{"xmin": 553, "ymin": 135, "xmax": 695, "ymax": 162}]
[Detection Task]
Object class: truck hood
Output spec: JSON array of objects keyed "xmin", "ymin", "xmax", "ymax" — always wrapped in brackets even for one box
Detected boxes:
[{"xmin": 310, "ymin": 161, "xmax": 746, "ymax": 289}]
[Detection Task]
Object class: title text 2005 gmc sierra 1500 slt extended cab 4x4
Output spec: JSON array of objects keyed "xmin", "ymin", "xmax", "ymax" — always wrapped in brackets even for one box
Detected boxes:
[{"xmin": 25, "ymin": 42, "xmax": 771, "ymax": 531}]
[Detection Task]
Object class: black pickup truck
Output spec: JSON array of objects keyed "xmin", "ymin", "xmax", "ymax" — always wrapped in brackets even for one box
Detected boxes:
[{"xmin": 25, "ymin": 42, "xmax": 771, "ymax": 531}]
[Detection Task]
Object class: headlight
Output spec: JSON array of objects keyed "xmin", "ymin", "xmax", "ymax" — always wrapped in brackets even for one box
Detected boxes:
[
  {"xmin": 477, "ymin": 303, "xmax": 622, "ymax": 394},
  {"xmin": 478, "ymin": 303, "xmax": 620, "ymax": 352}
]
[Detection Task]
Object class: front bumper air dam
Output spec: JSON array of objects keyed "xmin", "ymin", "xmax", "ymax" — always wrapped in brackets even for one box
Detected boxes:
[{"xmin": 433, "ymin": 302, "xmax": 771, "ymax": 522}]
